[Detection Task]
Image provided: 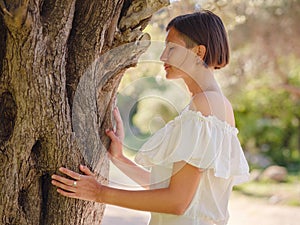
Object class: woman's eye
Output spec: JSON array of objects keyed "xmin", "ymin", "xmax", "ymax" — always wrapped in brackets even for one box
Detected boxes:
[{"xmin": 168, "ymin": 44, "xmax": 176, "ymax": 50}]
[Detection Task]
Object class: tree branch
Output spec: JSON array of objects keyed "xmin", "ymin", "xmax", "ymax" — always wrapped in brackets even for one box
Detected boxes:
[
  {"xmin": 40, "ymin": 0, "xmax": 75, "ymax": 35},
  {"xmin": 66, "ymin": 0, "xmax": 124, "ymax": 107},
  {"xmin": 1, "ymin": 0, "xmax": 30, "ymax": 29},
  {"xmin": 0, "ymin": 12, "xmax": 7, "ymax": 79},
  {"xmin": 0, "ymin": 0, "xmax": 13, "ymax": 17},
  {"xmin": 119, "ymin": 0, "xmax": 169, "ymax": 31}
]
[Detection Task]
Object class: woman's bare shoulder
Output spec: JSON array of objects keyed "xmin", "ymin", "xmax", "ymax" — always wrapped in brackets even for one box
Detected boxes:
[{"xmin": 190, "ymin": 91, "xmax": 235, "ymax": 127}]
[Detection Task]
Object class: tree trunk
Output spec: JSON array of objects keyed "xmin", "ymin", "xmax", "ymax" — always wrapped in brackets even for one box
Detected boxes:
[{"xmin": 0, "ymin": 0, "xmax": 169, "ymax": 224}]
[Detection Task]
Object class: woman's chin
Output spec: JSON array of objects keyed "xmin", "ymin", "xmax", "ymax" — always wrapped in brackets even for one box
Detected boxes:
[
  {"xmin": 166, "ymin": 73, "xmax": 181, "ymax": 80},
  {"xmin": 165, "ymin": 73, "xmax": 172, "ymax": 79}
]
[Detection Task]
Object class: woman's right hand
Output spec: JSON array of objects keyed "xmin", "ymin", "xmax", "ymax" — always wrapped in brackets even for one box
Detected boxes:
[
  {"xmin": 106, "ymin": 107, "xmax": 151, "ymax": 187},
  {"xmin": 106, "ymin": 107, "xmax": 125, "ymax": 160}
]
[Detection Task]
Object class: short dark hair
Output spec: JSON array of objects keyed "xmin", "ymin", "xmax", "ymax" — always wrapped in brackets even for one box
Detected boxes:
[{"xmin": 166, "ymin": 10, "xmax": 230, "ymax": 69}]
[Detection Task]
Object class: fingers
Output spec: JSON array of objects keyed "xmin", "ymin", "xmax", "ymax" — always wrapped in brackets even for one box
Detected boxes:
[
  {"xmin": 106, "ymin": 107, "xmax": 125, "ymax": 141},
  {"xmin": 56, "ymin": 188, "xmax": 77, "ymax": 198},
  {"xmin": 51, "ymin": 174, "xmax": 75, "ymax": 187},
  {"xmin": 58, "ymin": 167, "xmax": 81, "ymax": 180},
  {"xmin": 51, "ymin": 165, "xmax": 101, "ymax": 202},
  {"xmin": 51, "ymin": 167, "xmax": 83, "ymax": 194},
  {"xmin": 105, "ymin": 129, "xmax": 118, "ymax": 141},
  {"xmin": 113, "ymin": 107, "xmax": 125, "ymax": 140},
  {"xmin": 51, "ymin": 178, "xmax": 76, "ymax": 193},
  {"xmin": 80, "ymin": 165, "xmax": 94, "ymax": 176},
  {"xmin": 113, "ymin": 107, "xmax": 122, "ymax": 123}
]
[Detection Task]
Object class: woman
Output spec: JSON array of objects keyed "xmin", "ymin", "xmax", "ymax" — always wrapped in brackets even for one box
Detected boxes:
[{"xmin": 51, "ymin": 10, "xmax": 249, "ymax": 225}]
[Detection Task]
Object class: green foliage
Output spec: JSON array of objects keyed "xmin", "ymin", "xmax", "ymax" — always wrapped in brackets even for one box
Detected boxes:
[
  {"xmin": 234, "ymin": 81, "xmax": 300, "ymax": 170},
  {"xmin": 226, "ymin": 0, "xmax": 300, "ymax": 170}
]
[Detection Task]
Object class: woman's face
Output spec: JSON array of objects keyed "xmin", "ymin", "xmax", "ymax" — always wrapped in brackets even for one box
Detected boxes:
[{"xmin": 160, "ymin": 27, "xmax": 188, "ymax": 79}]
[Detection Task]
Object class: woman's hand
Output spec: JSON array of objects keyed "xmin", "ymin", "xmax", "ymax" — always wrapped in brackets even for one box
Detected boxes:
[
  {"xmin": 106, "ymin": 107, "xmax": 125, "ymax": 159},
  {"xmin": 51, "ymin": 165, "xmax": 103, "ymax": 202}
]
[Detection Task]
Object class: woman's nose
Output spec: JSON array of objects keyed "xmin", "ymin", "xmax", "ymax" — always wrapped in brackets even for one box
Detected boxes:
[{"xmin": 160, "ymin": 47, "xmax": 168, "ymax": 62}]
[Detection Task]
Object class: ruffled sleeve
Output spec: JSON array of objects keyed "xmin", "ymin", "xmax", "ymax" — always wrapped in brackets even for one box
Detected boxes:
[{"xmin": 135, "ymin": 110, "xmax": 249, "ymax": 185}]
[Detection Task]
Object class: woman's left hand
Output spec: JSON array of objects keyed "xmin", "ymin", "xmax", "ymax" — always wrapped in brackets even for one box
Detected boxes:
[{"xmin": 51, "ymin": 165, "xmax": 103, "ymax": 202}]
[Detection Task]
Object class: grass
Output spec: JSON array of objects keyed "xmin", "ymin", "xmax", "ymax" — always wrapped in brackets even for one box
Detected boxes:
[{"xmin": 234, "ymin": 173, "xmax": 300, "ymax": 207}]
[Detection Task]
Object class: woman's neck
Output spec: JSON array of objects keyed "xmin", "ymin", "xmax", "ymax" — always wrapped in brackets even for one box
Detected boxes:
[{"xmin": 183, "ymin": 69, "xmax": 221, "ymax": 96}]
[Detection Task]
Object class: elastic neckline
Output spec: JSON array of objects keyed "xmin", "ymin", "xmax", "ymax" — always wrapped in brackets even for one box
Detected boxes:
[{"xmin": 179, "ymin": 109, "xmax": 239, "ymax": 134}]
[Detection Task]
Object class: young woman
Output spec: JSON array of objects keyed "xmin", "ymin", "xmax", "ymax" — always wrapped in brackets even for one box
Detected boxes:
[{"xmin": 51, "ymin": 10, "xmax": 249, "ymax": 225}]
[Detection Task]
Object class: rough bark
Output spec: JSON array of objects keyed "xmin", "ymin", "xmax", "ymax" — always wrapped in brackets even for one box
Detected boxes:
[{"xmin": 0, "ymin": 0, "xmax": 169, "ymax": 224}]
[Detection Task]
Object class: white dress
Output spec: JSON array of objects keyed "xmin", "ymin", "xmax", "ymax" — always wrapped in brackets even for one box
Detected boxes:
[{"xmin": 135, "ymin": 109, "xmax": 250, "ymax": 225}]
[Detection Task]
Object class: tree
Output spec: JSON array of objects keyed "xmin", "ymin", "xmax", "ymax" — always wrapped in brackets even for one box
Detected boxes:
[{"xmin": 0, "ymin": 0, "xmax": 169, "ymax": 224}]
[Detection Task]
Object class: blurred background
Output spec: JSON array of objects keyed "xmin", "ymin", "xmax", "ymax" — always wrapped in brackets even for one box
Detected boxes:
[{"xmin": 103, "ymin": 0, "xmax": 300, "ymax": 224}]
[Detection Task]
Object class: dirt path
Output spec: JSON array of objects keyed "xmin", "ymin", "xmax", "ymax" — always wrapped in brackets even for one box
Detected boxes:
[{"xmin": 228, "ymin": 193, "xmax": 300, "ymax": 225}]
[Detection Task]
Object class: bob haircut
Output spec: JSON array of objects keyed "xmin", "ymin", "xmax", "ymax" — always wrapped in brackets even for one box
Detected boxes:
[{"xmin": 166, "ymin": 10, "xmax": 230, "ymax": 69}]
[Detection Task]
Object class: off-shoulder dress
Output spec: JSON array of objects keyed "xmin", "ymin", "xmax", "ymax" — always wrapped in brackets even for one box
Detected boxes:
[{"xmin": 135, "ymin": 107, "xmax": 250, "ymax": 225}]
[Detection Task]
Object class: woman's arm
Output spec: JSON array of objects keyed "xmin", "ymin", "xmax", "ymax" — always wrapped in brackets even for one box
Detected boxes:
[
  {"xmin": 51, "ymin": 161, "xmax": 202, "ymax": 215},
  {"xmin": 109, "ymin": 154, "xmax": 150, "ymax": 189},
  {"xmin": 102, "ymin": 161, "xmax": 202, "ymax": 215},
  {"xmin": 106, "ymin": 107, "xmax": 150, "ymax": 188}
]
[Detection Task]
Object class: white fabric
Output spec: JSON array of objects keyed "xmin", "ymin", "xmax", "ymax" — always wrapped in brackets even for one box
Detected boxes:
[{"xmin": 135, "ymin": 109, "xmax": 250, "ymax": 225}]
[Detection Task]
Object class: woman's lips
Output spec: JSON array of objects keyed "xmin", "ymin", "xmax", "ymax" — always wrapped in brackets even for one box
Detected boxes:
[{"xmin": 164, "ymin": 64, "xmax": 171, "ymax": 70}]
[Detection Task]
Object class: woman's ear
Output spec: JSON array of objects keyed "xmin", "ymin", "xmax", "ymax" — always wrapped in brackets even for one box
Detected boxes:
[{"xmin": 192, "ymin": 45, "xmax": 206, "ymax": 60}]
